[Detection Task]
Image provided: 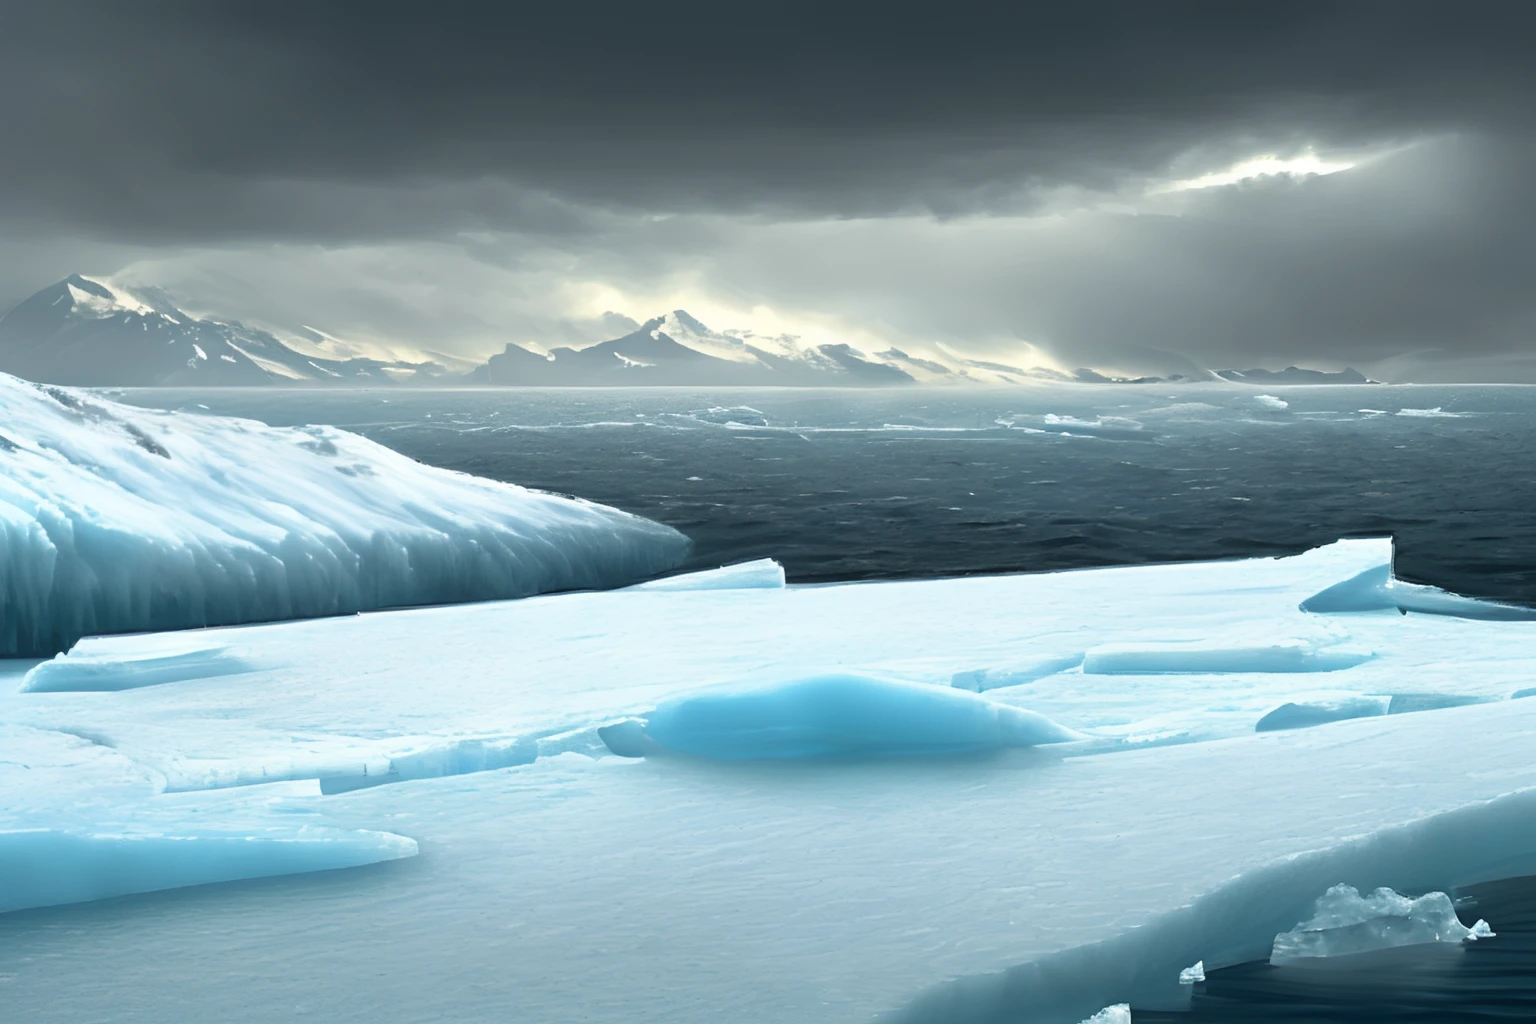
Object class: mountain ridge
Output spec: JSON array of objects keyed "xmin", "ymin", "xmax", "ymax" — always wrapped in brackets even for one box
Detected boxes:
[
  {"xmin": 0, "ymin": 276, "xmax": 448, "ymax": 387},
  {"xmin": 0, "ymin": 277, "xmax": 1382, "ymax": 388}
]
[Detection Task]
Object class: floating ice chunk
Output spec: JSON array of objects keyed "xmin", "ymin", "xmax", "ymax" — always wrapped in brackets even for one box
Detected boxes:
[
  {"xmin": 0, "ymin": 373, "xmax": 689, "ymax": 657},
  {"xmin": 1270, "ymin": 884, "xmax": 1492, "ymax": 964},
  {"xmin": 1082, "ymin": 640, "xmax": 1372, "ymax": 675},
  {"xmin": 0, "ymin": 826, "xmax": 417, "ymax": 914},
  {"xmin": 1253, "ymin": 394, "xmax": 1288, "ymax": 410},
  {"xmin": 607, "ymin": 674, "xmax": 1084, "ymax": 760},
  {"xmin": 1077, "ymin": 1005, "xmax": 1131, "ymax": 1024},
  {"xmin": 628, "ymin": 558, "xmax": 786, "ymax": 591},
  {"xmin": 1038, "ymin": 414, "xmax": 1151, "ymax": 441},
  {"xmin": 1255, "ymin": 697, "xmax": 1389, "ymax": 732},
  {"xmin": 22, "ymin": 642, "xmax": 264, "ymax": 692},
  {"xmin": 1300, "ymin": 563, "xmax": 1536, "ymax": 620},
  {"xmin": 1397, "ymin": 406, "xmax": 1461, "ymax": 418},
  {"xmin": 1178, "ymin": 960, "xmax": 1205, "ymax": 984}
]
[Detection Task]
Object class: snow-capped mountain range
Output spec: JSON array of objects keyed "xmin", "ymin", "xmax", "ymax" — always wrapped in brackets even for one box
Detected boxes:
[
  {"xmin": 0, "ymin": 276, "xmax": 448, "ymax": 387},
  {"xmin": 0, "ymin": 275, "xmax": 1370, "ymax": 388},
  {"xmin": 464, "ymin": 309, "xmax": 1181, "ymax": 387}
]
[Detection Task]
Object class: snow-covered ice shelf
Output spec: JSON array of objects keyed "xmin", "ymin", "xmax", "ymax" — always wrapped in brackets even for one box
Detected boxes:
[
  {"xmin": 0, "ymin": 372, "xmax": 689, "ymax": 657},
  {"xmin": 5, "ymin": 537, "xmax": 1536, "ymax": 1024}
]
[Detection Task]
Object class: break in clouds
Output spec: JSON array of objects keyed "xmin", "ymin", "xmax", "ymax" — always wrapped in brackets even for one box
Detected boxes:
[{"xmin": 2, "ymin": 1, "xmax": 1534, "ymax": 380}]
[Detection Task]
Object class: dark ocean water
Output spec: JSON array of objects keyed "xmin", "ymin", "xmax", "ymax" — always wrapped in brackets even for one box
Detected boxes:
[
  {"xmin": 118, "ymin": 383, "xmax": 1536, "ymax": 604},
  {"xmin": 1136, "ymin": 874, "xmax": 1536, "ymax": 1023},
  {"xmin": 108, "ymin": 383, "xmax": 1536, "ymax": 1021}
]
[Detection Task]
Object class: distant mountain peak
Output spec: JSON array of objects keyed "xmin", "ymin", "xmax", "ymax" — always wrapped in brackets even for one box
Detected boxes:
[
  {"xmin": 0, "ymin": 275, "xmax": 447, "ymax": 388},
  {"xmin": 667, "ymin": 309, "xmax": 711, "ymax": 334},
  {"xmin": 63, "ymin": 274, "xmax": 113, "ymax": 300},
  {"xmin": 1216, "ymin": 366, "xmax": 1372, "ymax": 385}
]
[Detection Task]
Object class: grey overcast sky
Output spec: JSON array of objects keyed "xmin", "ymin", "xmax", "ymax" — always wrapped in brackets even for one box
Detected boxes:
[{"xmin": 2, "ymin": 0, "xmax": 1534, "ymax": 378}]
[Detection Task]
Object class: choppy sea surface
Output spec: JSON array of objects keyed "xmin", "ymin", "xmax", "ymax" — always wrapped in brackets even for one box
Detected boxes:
[
  {"xmin": 118, "ymin": 383, "xmax": 1536, "ymax": 604},
  {"xmin": 99, "ymin": 383, "xmax": 1536, "ymax": 1019}
]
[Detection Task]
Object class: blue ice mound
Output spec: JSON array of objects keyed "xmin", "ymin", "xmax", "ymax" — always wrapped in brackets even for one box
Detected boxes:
[
  {"xmin": 602, "ymin": 673, "xmax": 1084, "ymax": 760},
  {"xmin": 0, "ymin": 374, "xmax": 689, "ymax": 656},
  {"xmin": 1302, "ymin": 564, "xmax": 1536, "ymax": 620},
  {"xmin": 0, "ymin": 826, "xmax": 418, "ymax": 914}
]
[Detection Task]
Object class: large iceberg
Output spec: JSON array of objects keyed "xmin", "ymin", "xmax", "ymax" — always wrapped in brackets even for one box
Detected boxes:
[
  {"xmin": 7, "ymin": 538, "xmax": 1536, "ymax": 1023},
  {"xmin": 0, "ymin": 373, "xmax": 688, "ymax": 655}
]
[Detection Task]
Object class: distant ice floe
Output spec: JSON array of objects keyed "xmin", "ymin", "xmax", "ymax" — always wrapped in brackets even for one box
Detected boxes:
[
  {"xmin": 1029, "ymin": 413, "xmax": 1152, "ymax": 441},
  {"xmin": 1396, "ymin": 406, "xmax": 1463, "ymax": 418},
  {"xmin": 1271, "ymin": 884, "xmax": 1493, "ymax": 964},
  {"xmin": 1253, "ymin": 394, "xmax": 1289, "ymax": 410},
  {"xmin": 0, "ymin": 372, "xmax": 688, "ymax": 656}
]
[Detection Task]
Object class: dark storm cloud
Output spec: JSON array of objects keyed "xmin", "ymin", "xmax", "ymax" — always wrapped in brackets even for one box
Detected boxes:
[
  {"xmin": 2, "ymin": 0, "xmax": 1535, "ymax": 241},
  {"xmin": 3, "ymin": 0, "xmax": 1536, "ymax": 378},
  {"xmin": 664, "ymin": 135, "xmax": 1536, "ymax": 376}
]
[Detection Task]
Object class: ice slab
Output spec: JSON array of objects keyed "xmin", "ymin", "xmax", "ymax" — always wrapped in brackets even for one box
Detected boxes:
[
  {"xmin": 0, "ymin": 373, "xmax": 688, "ymax": 656},
  {"xmin": 629, "ymin": 557, "xmax": 786, "ymax": 591},
  {"xmin": 0, "ymin": 826, "xmax": 417, "ymax": 915},
  {"xmin": 1255, "ymin": 696, "xmax": 1389, "ymax": 732},
  {"xmin": 22, "ymin": 638, "xmax": 264, "ymax": 692},
  {"xmin": 1270, "ymin": 884, "xmax": 1493, "ymax": 964},
  {"xmin": 951, "ymin": 655, "xmax": 1085, "ymax": 692},
  {"xmin": 6, "ymin": 538, "xmax": 1536, "ymax": 1023},
  {"xmin": 1083, "ymin": 639, "xmax": 1373, "ymax": 675},
  {"xmin": 1302, "ymin": 563, "xmax": 1536, "ymax": 619}
]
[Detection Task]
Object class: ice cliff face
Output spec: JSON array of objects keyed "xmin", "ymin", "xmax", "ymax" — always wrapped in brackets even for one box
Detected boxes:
[{"xmin": 0, "ymin": 373, "xmax": 689, "ymax": 655}]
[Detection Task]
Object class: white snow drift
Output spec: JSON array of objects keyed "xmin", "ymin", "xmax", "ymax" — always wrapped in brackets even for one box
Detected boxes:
[{"xmin": 0, "ymin": 373, "xmax": 688, "ymax": 656}]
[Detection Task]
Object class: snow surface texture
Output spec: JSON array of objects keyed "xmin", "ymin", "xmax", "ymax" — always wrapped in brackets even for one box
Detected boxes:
[
  {"xmin": 0, "ymin": 373, "xmax": 689, "ymax": 656},
  {"xmin": 1270, "ymin": 884, "xmax": 1493, "ymax": 963},
  {"xmin": 10, "ymin": 539, "xmax": 1536, "ymax": 1024}
]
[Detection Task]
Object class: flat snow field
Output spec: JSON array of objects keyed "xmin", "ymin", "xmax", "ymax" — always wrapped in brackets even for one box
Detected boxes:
[{"xmin": 6, "ymin": 539, "xmax": 1536, "ymax": 1023}]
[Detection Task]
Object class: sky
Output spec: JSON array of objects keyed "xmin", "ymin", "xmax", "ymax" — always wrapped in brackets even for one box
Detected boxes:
[{"xmin": 2, "ymin": 1, "xmax": 1534, "ymax": 380}]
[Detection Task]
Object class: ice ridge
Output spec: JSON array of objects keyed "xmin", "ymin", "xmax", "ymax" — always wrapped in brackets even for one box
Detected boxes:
[{"xmin": 0, "ymin": 373, "xmax": 689, "ymax": 656}]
